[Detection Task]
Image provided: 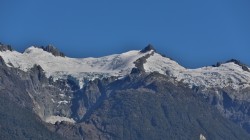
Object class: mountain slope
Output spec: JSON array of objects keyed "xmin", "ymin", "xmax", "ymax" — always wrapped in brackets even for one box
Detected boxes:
[
  {"xmin": 0, "ymin": 46, "xmax": 153, "ymax": 88},
  {"xmin": 72, "ymin": 73, "xmax": 250, "ymax": 140},
  {"xmin": 0, "ymin": 96, "xmax": 63, "ymax": 140},
  {"xmin": 1, "ymin": 60, "xmax": 249, "ymax": 139},
  {"xmin": 1, "ymin": 43, "xmax": 250, "ymax": 139},
  {"xmin": 1, "ymin": 45, "xmax": 250, "ymax": 91}
]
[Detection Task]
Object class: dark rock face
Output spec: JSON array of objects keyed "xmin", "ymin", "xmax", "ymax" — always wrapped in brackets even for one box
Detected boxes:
[
  {"xmin": 0, "ymin": 96, "xmax": 63, "ymax": 140},
  {"xmin": 140, "ymin": 44, "xmax": 156, "ymax": 53},
  {"xmin": 191, "ymin": 85, "xmax": 250, "ymax": 136},
  {"xmin": 0, "ymin": 56, "xmax": 6, "ymax": 66},
  {"xmin": 140, "ymin": 44, "xmax": 170, "ymax": 61},
  {"xmin": 130, "ymin": 67, "xmax": 141, "ymax": 74},
  {"xmin": 212, "ymin": 62, "xmax": 221, "ymax": 67},
  {"xmin": 0, "ymin": 43, "xmax": 13, "ymax": 51},
  {"xmin": 71, "ymin": 73, "xmax": 250, "ymax": 140},
  {"xmin": 40, "ymin": 45, "xmax": 65, "ymax": 57},
  {"xmin": 227, "ymin": 59, "xmax": 244, "ymax": 65},
  {"xmin": 1, "ymin": 55, "xmax": 250, "ymax": 139},
  {"xmin": 0, "ymin": 65, "xmax": 63, "ymax": 139}
]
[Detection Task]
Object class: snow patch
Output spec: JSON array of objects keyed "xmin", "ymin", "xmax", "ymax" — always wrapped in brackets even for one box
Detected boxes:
[
  {"xmin": 200, "ymin": 134, "xmax": 206, "ymax": 140},
  {"xmin": 58, "ymin": 100, "xmax": 69, "ymax": 104},
  {"xmin": 45, "ymin": 115, "xmax": 75, "ymax": 124},
  {"xmin": 51, "ymin": 99, "xmax": 55, "ymax": 103},
  {"xmin": 59, "ymin": 94, "xmax": 65, "ymax": 98}
]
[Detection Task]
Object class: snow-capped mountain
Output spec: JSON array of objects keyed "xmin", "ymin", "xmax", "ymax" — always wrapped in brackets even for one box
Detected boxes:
[
  {"xmin": 1, "ymin": 45, "xmax": 250, "ymax": 91},
  {"xmin": 0, "ymin": 46, "xmax": 154, "ymax": 88},
  {"xmin": 1, "ymin": 44, "xmax": 250, "ymax": 140}
]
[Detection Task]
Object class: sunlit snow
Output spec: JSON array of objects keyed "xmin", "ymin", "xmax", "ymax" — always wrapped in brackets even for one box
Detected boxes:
[
  {"xmin": 1, "ymin": 47, "xmax": 250, "ymax": 90},
  {"xmin": 144, "ymin": 53, "xmax": 250, "ymax": 90},
  {"xmin": 0, "ymin": 47, "xmax": 151, "ymax": 88}
]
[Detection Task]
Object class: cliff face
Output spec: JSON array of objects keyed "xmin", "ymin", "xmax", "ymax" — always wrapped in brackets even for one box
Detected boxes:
[{"xmin": 0, "ymin": 62, "xmax": 249, "ymax": 140}]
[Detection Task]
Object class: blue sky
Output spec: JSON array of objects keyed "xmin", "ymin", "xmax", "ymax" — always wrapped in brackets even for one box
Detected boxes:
[{"xmin": 0, "ymin": 0, "xmax": 250, "ymax": 68}]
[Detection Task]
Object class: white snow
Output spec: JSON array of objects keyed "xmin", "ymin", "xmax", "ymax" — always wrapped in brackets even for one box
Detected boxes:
[
  {"xmin": 59, "ymin": 94, "xmax": 65, "ymax": 98},
  {"xmin": 179, "ymin": 63, "xmax": 250, "ymax": 90},
  {"xmin": 45, "ymin": 115, "xmax": 75, "ymax": 124},
  {"xmin": 144, "ymin": 53, "xmax": 186, "ymax": 76},
  {"xmin": 0, "ymin": 47, "xmax": 152, "ymax": 88},
  {"xmin": 58, "ymin": 100, "xmax": 69, "ymax": 104},
  {"xmin": 144, "ymin": 53, "xmax": 250, "ymax": 90},
  {"xmin": 200, "ymin": 134, "xmax": 206, "ymax": 140},
  {"xmin": 51, "ymin": 98, "xmax": 55, "ymax": 103},
  {"xmin": 1, "ymin": 47, "xmax": 250, "ymax": 90}
]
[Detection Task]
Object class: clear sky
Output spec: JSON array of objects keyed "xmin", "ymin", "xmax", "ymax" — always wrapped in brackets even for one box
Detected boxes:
[{"xmin": 0, "ymin": 0, "xmax": 250, "ymax": 68}]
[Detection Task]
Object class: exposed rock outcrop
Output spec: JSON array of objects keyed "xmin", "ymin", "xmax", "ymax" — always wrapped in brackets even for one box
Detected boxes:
[
  {"xmin": 0, "ymin": 43, "xmax": 13, "ymax": 51},
  {"xmin": 40, "ymin": 45, "xmax": 65, "ymax": 57},
  {"xmin": 213, "ymin": 59, "xmax": 250, "ymax": 72}
]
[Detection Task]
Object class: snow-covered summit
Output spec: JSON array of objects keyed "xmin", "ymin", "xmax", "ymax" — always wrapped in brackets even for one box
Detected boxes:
[
  {"xmin": 140, "ymin": 44, "xmax": 156, "ymax": 53},
  {"xmin": 143, "ymin": 52, "xmax": 250, "ymax": 90},
  {"xmin": 0, "ymin": 45, "xmax": 250, "ymax": 90},
  {"xmin": 212, "ymin": 59, "xmax": 250, "ymax": 72},
  {"xmin": 0, "ymin": 46, "xmax": 154, "ymax": 88}
]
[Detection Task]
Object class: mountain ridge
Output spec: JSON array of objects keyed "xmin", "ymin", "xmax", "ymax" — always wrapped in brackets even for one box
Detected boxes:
[
  {"xmin": 1, "ymin": 43, "xmax": 249, "ymax": 68},
  {"xmin": 1, "ymin": 44, "xmax": 250, "ymax": 91},
  {"xmin": 1, "ymin": 43, "xmax": 250, "ymax": 139}
]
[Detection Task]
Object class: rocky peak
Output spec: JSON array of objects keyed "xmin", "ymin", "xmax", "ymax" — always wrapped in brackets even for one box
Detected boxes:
[
  {"xmin": 226, "ymin": 59, "xmax": 245, "ymax": 65},
  {"xmin": 212, "ymin": 59, "xmax": 249, "ymax": 72},
  {"xmin": 140, "ymin": 44, "xmax": 156, "ymax": 53},
  {"xmin": 0, "ymin": 43, "xmax": 13, "ymax": 52},
  {"xmin": 40, "ymin": 45, "xmax": 65, "ymax": 57}
]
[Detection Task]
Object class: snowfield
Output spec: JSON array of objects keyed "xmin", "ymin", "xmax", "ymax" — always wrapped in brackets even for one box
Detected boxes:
[
  {"xmin": 1, "ymin": 46, "xmax": 250, "ymax": 90},
  {"xmin": 1, "ymin": 46, "xmax": 250, "ymax": 124},
  {"xmin": 0, "ymin": 47, "xmax": 152, "ymax": 88},
  {"xmin": 144, "ymin": 52, "xmax": 250, "ymax": 90}
]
